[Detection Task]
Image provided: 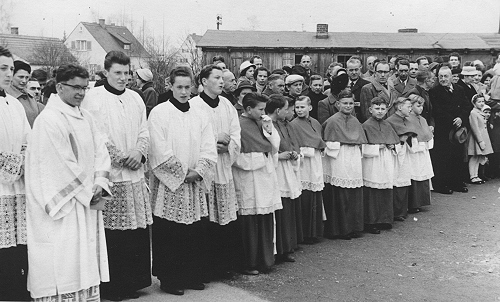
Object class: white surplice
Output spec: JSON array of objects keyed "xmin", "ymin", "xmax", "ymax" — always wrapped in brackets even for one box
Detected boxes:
[
  {"xmin": 190, "ymin": 95, "xmax": 240, "ymax": 225},
  {"xmin": 323, "ymin": 144, "xmax": 364, "ymax": 188},
  {"xmin": 82, "ymin": 86, "xmax": 152, "ymax": 230},
  {"xmin": 148, "ymin": 102, "xmax": 217, "ymax": 225},
  {"xmin": 362, "ymin": 145, "xmax": 395, "ymax": 189},
  {"xmin": 0, "ymin": 93, "xmax": 30, "ymax": 249},
  {"xmin": 26, "ymin": 94, "xmax": 111, "ymax": 298}
]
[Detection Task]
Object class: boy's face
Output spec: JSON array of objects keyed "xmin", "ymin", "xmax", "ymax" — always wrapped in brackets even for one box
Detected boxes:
[
  {"xmin": 338, "ymin": 97, "xmax": 354, "ymax": 115},
  {"xmin": 484, "ymin": 110, "xmax": 491, "ymax": 119},
  {"xmin": 411, "ymin": 102, "xmax": 423, "ymax": 116},
  {"xmin": 256, "ymin": 71, "xmax": 268, "ymax": 85},
  {"xmin": 277, "ymin": 101, "xmax": 289, "ymax": 121},
  {"xmin": 246, "ymin": 101, "xmax": 266, "ymax": 121},
  {"xmin": 474, "ymin": 97, "xmax": 485, "ymax": 109},
  {"xmin": 398, "ymin": 101, "xmax": 412, "ymax": 117},
  {"xmin": 310, "ymin": 79, "xmax": 323, "ymax": 94},
  {"xmin": 295, "ymin": 100, "xmax": 311, "ymax": 118},
  {"xmin": 369, "ymin": 103, "xmax": 387, "ymax": 120}
]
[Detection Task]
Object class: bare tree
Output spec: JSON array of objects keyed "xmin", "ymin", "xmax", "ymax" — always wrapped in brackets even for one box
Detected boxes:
[
  {"xmin": 29, "ymin": 40, "xmax": 78, "ymax": 74},
  {"xmin": 143, "ymin": 36, "xmax": 178, "ymax": 94}
]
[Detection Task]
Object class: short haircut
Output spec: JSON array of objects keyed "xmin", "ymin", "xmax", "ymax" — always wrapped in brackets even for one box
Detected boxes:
[
  {"xmin": 374, "ymin": 60, "xmax": 389, "ymax": 71},
  {"xmin": 416, "ymin": 56, "xmax": 428, "ymax": 65},
  {"xmin": 253, "ymin": 67, "xmax": 269, "ymax": 80},
  {"xmin": 310, "ymin": 74, "xmax": 323, "ymax": 82},
  {"xmin": 397, "ymin": 59, "xmax": 410, "ymax": 68},
  {"xmin": 0, "ymin": 46, "xmax": 12, "ymax": 58},
  {"xmin": 408, "ymin": 94, "xmax": 424, "ymax": 105},
  {"xmin": 55, "ymin": 64, "xmax": 89, "ymax": 83},
  {"xmin": 14, "ymin": 60, "xmax": 31, "ymax": 75},
  {"xmin": 271, "ymin": 69, "xmax": 286, "ymax": 75},
  {"xmin": 338, "ymin": 89, "xmax": 353, "ymax": 100},
  {"xmin": 43, "ymin": 79, "xmax": 57, "ymax": 98},
  {"xmin": 31, "ymin": 69, "xmax": 47, "ymax": 81},
  {"xmin": 169, "ymin": 66, "xmax": 193, "ymax": 85},
  {"xmin": 212, "ymin": 55, "xmax": 225, "ymax": 63},
  {"xmin": 471, "ymin": 94, "xmax": 483, "ymax": 104},
  {"xmin": 301, "ymin": 54, "xmax": 310, "ymax": 60},
  {"xmin": 242, "ymin": 92, "xmax": 268, "ymax": 109},
  {"xmin": 409, "ymin": 60, "xmax": 417, "ymax": 65},
  {"xmin": 347, "ymin": 57, "xmax": 362, "ymax": 66},
  {"xmin": 416, "ymin": 70, "xmax": 432, "ymax": 83},
  {"xmin": 199, "ymin": 64, "xmax": 223, "ymax": 85},
  {"xmin": 268, "ymin": 74, "xmax": 284, "ymax": 83},
  {"xmin": 370, "ymin": 96, "xmax": 388, "ymax": 107},
  {"xmin": 104, "ymin": 51, "xmax": 130, "ymax": 70},
  {"xmin": 449, "ymin": 52, "xmax": 460, "ymax": 60},
  {"xmin": 438, "ymin": 65, "xmax": 452, "ymax": 74},
  {"xmin": 265, "ymin": 94, "xmax": 287, "ymax": 114},
  {"xmin": 250, "ymin": 55, "xmax": 261, "ymax": 63},
  {"xmin": 296, "ymin": 95, "xmax": 311, "ymax": 106},
  {"xmin": 284, "ymin": 96, "xmax": 295, "ymax": 108},
  {"xmin": 393, "ymin": 97, "xmax": 410, "ymax": 108},
  {"xmin": 481, "ymin": 73, "xmax": 493, "ymax": 84},
  {"xmin": 282, "ymin": 66, "xmax": 293, "ymax": 74}
]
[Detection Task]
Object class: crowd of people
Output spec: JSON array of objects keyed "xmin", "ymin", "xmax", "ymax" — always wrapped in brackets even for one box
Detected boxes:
[{"xmin": 0, "ymin": 43, "xmax": 499, "ymax": 301}]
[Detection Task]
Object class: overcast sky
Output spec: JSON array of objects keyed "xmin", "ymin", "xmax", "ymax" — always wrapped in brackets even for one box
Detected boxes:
[{"xmin": 6, "ymin": 0, "xmax": 500, "ymax": 46}]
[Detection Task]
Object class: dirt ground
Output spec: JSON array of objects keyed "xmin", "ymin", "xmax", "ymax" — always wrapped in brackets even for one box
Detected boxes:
[{"xmin": 225, "ymin": 180, "xmax": 500, "ymax": 302}]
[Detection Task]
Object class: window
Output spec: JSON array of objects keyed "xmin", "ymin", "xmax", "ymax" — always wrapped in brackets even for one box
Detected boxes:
[
  {"xmin": 124, "ymin": 44, "xmax": 130, "ymax": 50},
  {"xmin": 336, "ymin": 55, "xmax": 354, "ymax": 68},
  {"xmin": 71, "ymin": 40, "xmax": 91, "ymax": 51}
]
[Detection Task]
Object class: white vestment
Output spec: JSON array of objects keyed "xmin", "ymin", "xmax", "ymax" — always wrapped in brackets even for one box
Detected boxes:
[
  {"xmin": 0, "ymin": 93, "xmax": 30, "ymax": 249},
  {"xmin": 82, "ymin": 86, "xmax": 152, "ymax": 230},
  {"xmin": 148, "ymin": 102, "xmax": 217, "ymax": 225},
  {"xmin": 190, "ymin": 95, "xmax": 240, "ymax": 225},
  {"xmin": 26, "ymin": 94, "xmax": 111, "ymax": 298}
]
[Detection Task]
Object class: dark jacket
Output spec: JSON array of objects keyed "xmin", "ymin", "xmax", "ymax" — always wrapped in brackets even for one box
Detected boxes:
[
  {"xmin": 317, "ymin": 93, "xmax": 338, "ymax": 125},
  {"xmin": 349, "ymin": 78, "xmax": 371, "ymax": 118},
  {"xmin": 307, "ymin": 90, "xmax": 327, "ymax": 121},
  {"xmin": 221, "ymin": 90, "xmax": 237, "ymax": 105},
  {"xmin": 407, "ymin": 85, "xmax": 434, "ymax": 128},
  {"xmin": 142, "ymin": 82, "xmax": 158, "ymax": 118},
  {"xmin": 429, "ymin": 84, "xmax": 470, "ymax": 136},
  {"xmin": 456, "ymin": 79, "xmax": 477, "ymax": 106}
]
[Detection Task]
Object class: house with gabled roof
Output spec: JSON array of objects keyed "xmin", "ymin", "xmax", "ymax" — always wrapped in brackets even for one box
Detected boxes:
[{"xmin": 65, "ymin": 19, "xmax": 149, "ymax": 76}]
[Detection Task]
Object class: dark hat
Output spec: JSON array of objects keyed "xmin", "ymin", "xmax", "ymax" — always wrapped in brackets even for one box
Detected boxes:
[
  {"xmin": 14, "ymin": 60, "xmax": 31, "ymax": 75},
  {"xmin": 452, "ymin": 68, "xmax": 462, "ymax": 75},
  {"xmin": 449, "ymin": 127, "xmax": 468, "ymax": 145},
  {"xmin": 234, "ymin": 79, "xmax": 256, "ymax": 96}
]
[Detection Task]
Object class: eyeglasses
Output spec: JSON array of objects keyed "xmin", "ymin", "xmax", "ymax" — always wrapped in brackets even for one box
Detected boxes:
[{"xmin": 60, "ymin": 82, "xmax": 90, "ymax": 92}]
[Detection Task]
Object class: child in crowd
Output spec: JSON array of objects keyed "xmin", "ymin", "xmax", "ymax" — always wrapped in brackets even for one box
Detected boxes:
[
  {"xmin": 468, "ymin": 94, "xmax": 493, "ymax": 184},
  {"xmin": 361, "ymin": 97, "xmax": 400, "ymax": 234},
  {"xmin": 290, "ymin": 96, "xmax": 326, "ymax": 244},
  {"xmin": 232, "ymin": 92, "xmax": 282, "ymax": 275},
  {"xmin": 265, "ymin": 94, "xmax": 301, "ymax": 263},
  {"xmin": 407, "ymin": 94, "xmax": 434, "ymax": 213},
  {"xmin": 481, "ymin": 105, "xmax": 492, "ymax": 180},
  {"xmin": 386, "ymin": 97, "xmax": 416, "ymax": 222},
  {"xmin": 322, "ymin": 90, "xmax": 367, "ymax": 240}
]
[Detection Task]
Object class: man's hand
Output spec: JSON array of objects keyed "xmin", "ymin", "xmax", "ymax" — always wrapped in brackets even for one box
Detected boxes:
[
  {"xmin": 453, "ymin": 117, "xmax": 462, "ymax": 128},
  {"xmin": 278, "ymin": 151, "xmax": 292, "ymax": 160},
  {"xmin": 124, "ymin": 150, "xmax": 143, "ymax": 170},
  {"xmin": 217, "ymin": 133, "xmax": 231, "ymax": 145},
  {"xmin": 184, "ymin": 168, "xmax": 201, "ymax": 183},
  {"xmin": 217, "ymin": 143, "xmax": 229, "ymax": 154},
  {"xmin": 91, "ymin": 184, "xmax": 103, "ymax": 205}
]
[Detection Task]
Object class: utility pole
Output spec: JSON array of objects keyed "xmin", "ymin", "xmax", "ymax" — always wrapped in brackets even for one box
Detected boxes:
[{"xmin": 216, "ymin": 14, "xmax": 222, "ymax": 30}]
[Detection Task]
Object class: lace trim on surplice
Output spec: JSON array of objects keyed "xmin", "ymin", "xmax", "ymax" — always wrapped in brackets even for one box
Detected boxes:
[
  {"xmin": 0, "ymin": 151, "xmax": 24, "ymax": 183},
  {"xmin": 363, "ymin": 180, "xmax": 393, "ymax": 189},
  {"xmin": 0, "ymin": 194, "xmax": 26, "ymax": 248},
  {"xmin": 105, "ymin": 142, "xmax": 128, "ymax": 169},
  {"xmin": 194, "ymin": 158, "xmax": 216, "ymax": 190},
  {"xmin": 103, "ymin": 179, "xmax": 153, "ymax": 230},
  {"xmin": 135, "ymin": 137, "xmax": 149, "ymax": 160},
  {"xmin": 150, "ymin": 174, "xmax": 208, "ymax": 225},
  {"xmin": 207, "ymin": 181, "xmax": 238, "ymax": 225},
  {"xmin": 324, "ymin": 175, "xmax": 363, "ymax": 188},
  {"xmin": 152, "ymin": 156, "xmax": 185, "ymax": 192},
  {"xmin": 300, "ymin": 181, "xmax": 324, "ymax": 192}
]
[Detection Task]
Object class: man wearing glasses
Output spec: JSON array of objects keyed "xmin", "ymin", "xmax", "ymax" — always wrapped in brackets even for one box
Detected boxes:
[
  {"xmin": 360, "ymin": 60, "xmax": 393, "ymax": 122},
  {"xmin": 346, "ymin": 56, "xmax": 371, "ymax": 121}
]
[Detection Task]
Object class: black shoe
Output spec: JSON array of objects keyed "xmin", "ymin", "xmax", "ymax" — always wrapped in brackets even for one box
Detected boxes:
[
  {"xmin": 349, "ymin": 231, "xmax": 362, "ymax": 238},
  {"xmin": 377, "ymin": 223, "xmax": 393, "ymax": 230},
  {"xmin": 451, "ymin": 186, "xmax": 468, "ymax": 193},
  {"xmin": 433, "ymin": 186, "xmax": 453, "ymax": 194},
  {"xmin": 364, "ymin": 226, "xmax": 381, "ymax": 234},
  {"xmin": 186, "ymin": 283, "xmax": 205, "ymax": 290},
  {"xmin": 160, "ymin": 285, "xmax": 185, "ymax": 296},
  {"xmin": 408, "ymin": 208, "xmax": 421, "ymax": 214},
  {"xmin": 394, "ymin": 216, "xmax": 405, "ymax": 222}
]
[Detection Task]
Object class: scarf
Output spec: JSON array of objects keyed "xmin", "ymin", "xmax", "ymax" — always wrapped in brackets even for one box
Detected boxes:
[
  {"xmin": 239, "ymin": 115, "xmax": 272, "ymax": 153},
  {"xmin": 323, "ymin": 112, "xmax": 367, "ymax": 144},
  {"xmin": 290, "ymin": 116, "xmax": 326, "ymax": 149},
  {"xmin": 362, "ymin": 117, "xmax": 400, "ymax": 144},
  {"xmin": 170, "ymin": 97, "xmax": 190, "ymax": 112},
  {"xmin": 104, "ymin": 80, "xmax": 125, "ymax": 95},
  {"xmin": 200, "ymin": 91, "xmax": 220, "ymax": 108}
]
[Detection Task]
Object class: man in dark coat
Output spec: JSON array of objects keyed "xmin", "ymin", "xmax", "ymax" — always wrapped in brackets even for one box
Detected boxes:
[
  {"xmin": 429, "ymin": 66, "xmax": 470, "ymax": 194},
  {"xmin": 407, "ymin": 70, "xmax": 435, "ymax": 130},
  {"xmin": 456, "ymin": 66, "xmax": 477, "ymax": 120},
  {"xmin": 346, "ymin": 57, "xmax": 371, "ymax": 121}
]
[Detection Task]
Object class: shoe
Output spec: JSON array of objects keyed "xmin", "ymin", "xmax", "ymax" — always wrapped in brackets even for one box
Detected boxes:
[
  {"xmin": 433, "ymin": 186, "xmax": 453, "ymax": 194},
  {"xmin": 349, "ymin": 231, "xmax": 362, "ymax": 238},
  {"xmin": 451, "ymin": 186, "xmax": 468, "ymax": 193},
  {"xmin": 160, "ymin": 285, "xmax": 184, "ymax": 296},
  {"xmin": 377, "ymin": 223, "xmax": 393, "ymax": 230},
  {"xmin": 186, "ymin": 283, "xmax": 205, "ymax": 290},
  {"xmin": 125, "ymin": 291, "xmax": 140, "ymax": 299},
  {"xmin": 364, "ymin": 226, "xmax": 380, "ymax": 234},
  {"xmin": 282, "ymin": 254, "xmax": 296, "ymax": 263},
  {"xmin": 470, "ymin": 177, "xmax": 484, "ymax": 184},
  {"xmin": 242, "ymin": 269, "xmax": 259, "ymax": 275},
  {"xmin": 408, "ymin": 208, "xmax": 421, "ymax": 214},
  {"xmin": 394, "ymin": 216, "xmax": 405, "ymax": 222}
]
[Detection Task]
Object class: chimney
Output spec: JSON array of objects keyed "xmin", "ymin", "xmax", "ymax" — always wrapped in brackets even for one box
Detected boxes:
[
  {"xmin": 99, "ymin": 19, "xmax": 106, "ymax": 28},
  {"xmin": 10, "ymin": 27, "xmax": 19, "ymax": 35},
  {"xmin": 398, "ymin": 28, "xmax": 418, "ymax": 33},
  {"xmin": 316, "ymin": 24, "xmax": 328, "ymax": 39}
]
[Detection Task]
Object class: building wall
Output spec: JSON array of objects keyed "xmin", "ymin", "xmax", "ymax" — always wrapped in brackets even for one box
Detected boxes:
[
  {"xmin": 65, "ymin": 23, "xmax": 108, "ymax": 74},
  {"xmin": 202, "ymin": 48, "xmax": 497, "ymax": 77}
]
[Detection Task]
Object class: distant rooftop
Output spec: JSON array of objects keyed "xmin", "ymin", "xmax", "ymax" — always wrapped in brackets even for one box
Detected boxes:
[{"xmin": 0, "ymin": 33, "xmax": 65, "ymax": 65}]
